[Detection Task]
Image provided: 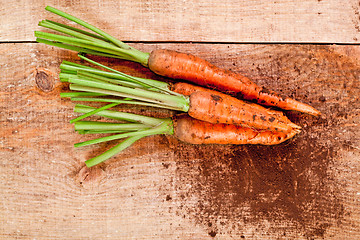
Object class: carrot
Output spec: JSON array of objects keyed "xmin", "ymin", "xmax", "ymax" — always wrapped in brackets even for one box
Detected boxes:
[
  {"xmin": 60, "ymin": 56, "xmax": 300, "ymax": 133},
  {"xmin": 171, "ymin": 82, "xmax": 289, "ymax": 122},
  {"xmin": 148, "ymin": 49, "xmax": 321, "ymax": 116},
  {"xmin": 35, "ymin": 6, "xmax": 321, "ymax": 116},
  {"xmin": 171, "ymin": 82, "xmax": 299, "ymax": 131},
  {"xmin": 189, "ymin": 91, "xmax": 299, "ymax": 132},
  {"xmin": 73, "ymin": 106, "xmax": 299, "ymax": 167},
  {"xmin": 173, "ymin": 114, "xmax": 299, "ymax": 145}
]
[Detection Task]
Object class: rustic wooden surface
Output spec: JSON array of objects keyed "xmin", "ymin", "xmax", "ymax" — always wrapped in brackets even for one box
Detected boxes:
[
  {"xmin": 2, "ymin": 0, "xmax": 360, "ymax": 43},
  {"xmin": 1, "ymin": 1, "xmax": 360, "ymax": 240}
]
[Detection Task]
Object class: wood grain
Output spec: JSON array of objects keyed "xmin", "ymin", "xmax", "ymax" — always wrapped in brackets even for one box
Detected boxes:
[
  {"xmin": 2, "ymin": 0, "xmax": 360, "ymax": 43},
  {"xmin": 1, "ymin": 42, "xmax": 359, "ymax": 239}
]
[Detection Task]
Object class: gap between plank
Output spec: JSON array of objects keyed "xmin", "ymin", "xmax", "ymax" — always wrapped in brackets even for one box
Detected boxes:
[{"xmin": 1, "ymin": 40, "xmax": 360, "ymax": 46}]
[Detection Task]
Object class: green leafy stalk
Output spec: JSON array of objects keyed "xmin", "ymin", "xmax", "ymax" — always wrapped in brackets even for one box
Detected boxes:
[
  {"xmin": 68, "ymin": 77, "xmax": 188, "ymax": 111},
  {"xmin": 60, "ymin": 92, "xmax": 106, "ymax": 97},
  {"xmin": 70, "ymin": 102, "xmax": 119, "ymax": 123},
  {"xmin": 74, "ymin": 104, "xmax": 164, "ymax": 125},
  {"xmin": 45, "ymin": 6, "xmax": 130, "ymax": 49},
  {"xmin": 70, "ymin": 97, "xmax": 185, "ymax": 111},
  {"xmin": 60, "ymin": 57, "xmax": 168, "ymax": 89},
  {"xmin": 77, "ymin": 54, "xmax": 172, "ymax": 91},
  {"xmin": 85, "ymin": 135, "xmax": 143, "ymax": 167},
  {"xmin": 77, "ymin": 130, "xmax": 130, "ymax": 134},
  {"xmin": 74, "ymin": 121, "xmax": 150, "ymax": 131},
  {"xmin": 35, "ymin": 31, "xmax": 135, "ymax": 59},
  {"xmin": 74, "ymin": 119, "xmax": 173, "ymax": 148},
  {"xmin": 70, "ymin": 105, "xmax": 174, "ymax": 167},
  {"xmin": 36, "ymin": 6, "xmax": 150, "ymax": 66},
  {"xmin": 39, "ymin": 19, "xmax": 110, "ymax": 44},
  {"xmin": 42, "ymin": 19, "xmax": 108, "ymax": 39},
  {"xmin": 77, "ymin": 71, "xmax": 144, "ymax": 88},
  {"xmin": 59, "ymin": 57, "xmax": 190, "ymax": 112}
]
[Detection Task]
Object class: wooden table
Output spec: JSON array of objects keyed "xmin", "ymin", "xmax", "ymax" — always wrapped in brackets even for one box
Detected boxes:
[{"xmin": 1, "ymin": 1, "xmax": 359, "ymax": 239}]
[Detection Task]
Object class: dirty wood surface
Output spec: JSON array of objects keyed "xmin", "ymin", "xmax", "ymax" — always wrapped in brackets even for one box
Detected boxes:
[
  {"xmin": 1, "ymin": 1, "xmax": 360, "ymax": 240},
  {"xmin": 2, "ymin": 0, "xmax": 360, "ymax": 43},
  {"xmin": 1, "ymin": 43, "xmax": 359, "ymax": 240}
]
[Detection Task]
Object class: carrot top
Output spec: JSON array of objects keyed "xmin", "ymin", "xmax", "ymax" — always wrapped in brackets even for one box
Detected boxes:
[
  {"xmin": 73, "ymin": 104, "xmax": 174, "ymax": 167},
  {"xmin": 35, "ymin": 6, "xmax": 150, "ymax": 66},
  {"xmin": 60, "ymin": 54, "xmax": 190, "ymax": 113}
]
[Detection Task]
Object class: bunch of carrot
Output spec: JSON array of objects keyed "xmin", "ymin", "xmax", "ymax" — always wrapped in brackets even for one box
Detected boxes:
[{"xmin": 35, "ymin": 7, "xmax": 320, "ymax": 167}]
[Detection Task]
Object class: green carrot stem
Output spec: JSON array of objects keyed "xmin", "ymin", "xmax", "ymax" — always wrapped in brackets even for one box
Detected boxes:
[
  {"xmin": 75, "ymin": 131, "xmax": 139, "ymax": 147},
  {"xmin": 39, "ymin": 19, "xmax": 109, "ymax": 41},
  {"xmin": 73, "ymin": 107, "xmax": 174, "ymax": 167},
  {"xmin": 68, "ymin": 78, "xmax": 189, "ymax": 111},
  {"xmin": 35, "ymin": 31, "xmax": 138, "ymax": 61},
  {"xmin": 74, "ymin": 121, "xmax": 150, "ymax": 131},
  {"xmin": 70, "ymin": 97, "xmax": 183, "ymax": 111},
  {"xmin": 77, "ymin": 71, "xmax": 145, "ymax": 88},
  {"xmin": 61, "ymin": 60, "xmax": 95, "ymax": 69},
  {"xmin": 36, "ymin": 38, "xmax": 100, "ymax": 55},
  {"xmin": 77, "ymin": 55, "xmax": 170, "ymax": 90},
  {"xmin": 36, "ymin": 37, "xmax": 125, "ymax": 59},
  {"xmin": 70, "ymin": 84, "xmax": 145, "ymax": 101},
  {"xmin": 60, "ymin": 60, "xmax": 169, "ymax": 89},
  {"xmin": 74, "ymin": 104, "xmax": 164, "ymax": 125},
  {"xmin": 45, "ymin": 6, "xmax": 131, "ymax": 50},
  {"xmin": 60, "ymin": 92, "xmax": 106, "ymax": 98},
  {"xmin": 59, "ymin": 72, "xmax": 73, "ymax": 82},
  {"xmin": 60, "ymin": 69, "xmax": 77, "ymax": 75},
  {"xmin": 39, "ymin": 20, "xmax": 113, "ymax": 45},
  {"xmin": 70, "ymin": 102, "xmax": 119, "ymax": 123},
  {"xmin": 60, "ymin": 58, "xmax": 187, "ymax": 111},
  {"xmin": 85, "ymin": 135, "xmax": 143, "ymax": 167},
  {"xmin": 38, "ymin": 6, "xmax": 150, "ymax": 66},
  {"xmin": 77, "ymin": 130, "xmax": 129, "ymax": 134},
  {"xmin": 75, "ymin": 118, "xmax": 173, "ymax": 148},
  {"xmin": 69, "ymin": 84, "xmax": 174, "ymax": 107}
]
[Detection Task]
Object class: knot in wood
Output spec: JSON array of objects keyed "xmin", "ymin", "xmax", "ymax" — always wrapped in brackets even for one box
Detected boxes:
[
  {"xmin": 35, "ymin": 70, "xmax": 54, "ymax": 92},
  {"xmin": 77, "ymin": 165, "xmax": 105, "ymax": 189}
]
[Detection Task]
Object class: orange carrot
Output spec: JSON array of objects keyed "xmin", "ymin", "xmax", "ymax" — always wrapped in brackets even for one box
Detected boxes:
[
  {"xmin": 74, "ymin": 106, "xmax": 301, "ymax": 167},
  {"xmin": 173, "ymin": 114, "xmax": 299, "ymax": 145},
  {"xmin": 170, "ymin": 82, "xmax": 299, "ymax": 132},
  {"xmin": 37, "ymin": 7, "xmax": 321, "ymax": 116},
  {"xmin": 172, "ymin": 82, "xmax": 293, "ymax": 128},
  {"xmin": 170, "ymin": 82, "xmax": 210, "ymax": 97},
  {"xmin": 187, "ymin": 91, "xmax": 300, "ymax": 133},
  {"xmin": 149, "ymin": 49, "xmax": 321, "ymax": 116}
]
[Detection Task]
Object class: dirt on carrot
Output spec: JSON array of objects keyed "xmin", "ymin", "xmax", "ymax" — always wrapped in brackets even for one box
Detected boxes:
[
  {"xmin": 173, "ymin": 114, "xmax": 300, "ymax": 145},
  {"xmin": 188, "ymin": 91, "xmax": 300, "ymax": 133},
  {"xmin": 149, "ymin": 49, "xmax": 321, "ymax": 116},
  {"xmin": 170, "ymin": 82, "xmax": 300, "ymax": 133}
]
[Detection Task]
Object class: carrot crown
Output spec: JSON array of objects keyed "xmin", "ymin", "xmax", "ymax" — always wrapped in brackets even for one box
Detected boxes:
[{"xmin": 35, "ymin": 6, "xmax": 149, "ymax": 66}]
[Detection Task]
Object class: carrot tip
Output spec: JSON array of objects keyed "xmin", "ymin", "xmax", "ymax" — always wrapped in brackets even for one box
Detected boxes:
[
  {"xmin": 290, "ymin": 122, "xmax": 302, "ymax": 129},
  {"xmin": 300, "ymin": 105, "xmax": 322, "ymax": 117},
  {"xmin": 315, "ymin": 110, "xmax": 322, "ymax": 116}
]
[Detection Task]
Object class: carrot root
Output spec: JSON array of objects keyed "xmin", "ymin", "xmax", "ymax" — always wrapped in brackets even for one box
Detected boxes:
[
  {"xmin": 171, "ymin": 82, "xmax": 302, "ymax": 132},
  {"xmin": 173, "ymin": 114, "xmax": 299, "ymax": 145},
  {"xmin": 172, "ymin": 82, "xmax": 301, "ymax": 131},
  {"xmin": 149, "ymin": 49, "xmax": 321, "ymax": 116}
]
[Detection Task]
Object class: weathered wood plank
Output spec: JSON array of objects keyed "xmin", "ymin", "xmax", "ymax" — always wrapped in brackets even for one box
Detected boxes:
[
  {"xmin": 2, "ymin": 0, "xmax": 360, "ymax": 43},
  {"xmin": 1, "ymin": 43, "xmax": 359, "ymax": 239}
]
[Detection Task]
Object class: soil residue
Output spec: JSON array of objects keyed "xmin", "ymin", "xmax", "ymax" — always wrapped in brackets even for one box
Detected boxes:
[
  {"xmin": 171, "ymin": 45, "xmax": 359, "ymax": 239},
  {"xmin": 172, "ymin": 131, "xmax": 343, "ymax": 238}
]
